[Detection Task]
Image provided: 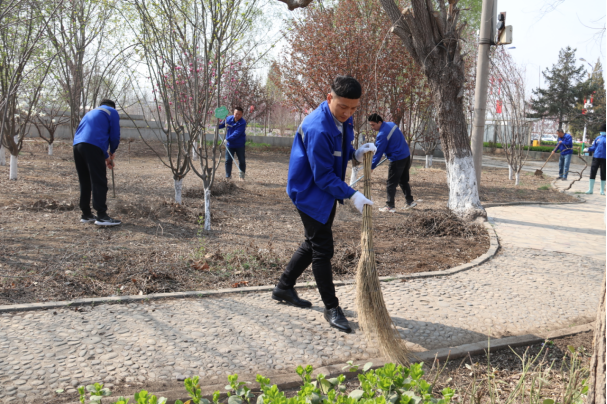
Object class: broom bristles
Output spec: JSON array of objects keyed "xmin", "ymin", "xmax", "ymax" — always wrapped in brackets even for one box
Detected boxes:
[{"xmin": 355, "ymin": 152, "xmax": 409, "ymax": 365}]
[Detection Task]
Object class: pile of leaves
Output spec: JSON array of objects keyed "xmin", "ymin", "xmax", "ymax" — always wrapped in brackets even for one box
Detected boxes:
[
  {"xmin": 183, "ymin": 180, "xmax": 240, "ymax": 198},
  {"xmin": 401, "ymin": 210, "xmax": 486, "ymax": 239},
  {"xmin": 30, "ymin": 199, "xmax": 75, "ymax": 211}
]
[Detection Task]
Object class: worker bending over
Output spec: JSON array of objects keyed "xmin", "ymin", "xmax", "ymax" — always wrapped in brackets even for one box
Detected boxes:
[{"xmin": 368, "ymin": 113, "xmax": 416, "ymax": 213}]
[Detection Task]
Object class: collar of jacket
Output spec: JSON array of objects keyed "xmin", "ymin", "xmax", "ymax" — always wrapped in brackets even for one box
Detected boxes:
[{"xmin": 320, "ymin": 101, "xmax": 352, "ymax": 137}]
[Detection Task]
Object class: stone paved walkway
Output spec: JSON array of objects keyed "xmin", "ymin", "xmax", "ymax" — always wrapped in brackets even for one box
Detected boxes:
[{"xmin": 0, "ymin": 159, "xmax": 605, "ymax": 403}]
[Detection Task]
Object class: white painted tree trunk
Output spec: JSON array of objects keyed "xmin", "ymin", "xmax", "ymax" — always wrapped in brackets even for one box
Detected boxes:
[
  {"xmin": 425, "ymin": 154, "xmax": 433, "ymax": 168},
  {"xmin": 204, "ymin": 188, "xmax": 211, "ymax": 231},
  {"xmin": 174, "ymin": 178, "xmax": 183, "ymax": 204},
  {"xmin": 515, "ymin": 170, "xmax": 520, "ymax": 186},
  {"xmin": 9, "ymin": 154, "xmax": 17, "ymax": 180},
  {"xmin": 445, "ymin": 155, "xmax": 486, "ymax": 220},
  {"xmin": 48, "ymin": 143, "xmax": 53, "ymax": 155},
  {"xmin": 192, "ymin": 141, "xmax": 198, "ymax": 161},
  {"xmin": 0, "ymin": 144, "xmax": 5, "ymax": 166},
  {"xmin": 349, "ymin": 165, "xmax": 362, "ymax": 186},
  {"xmin": 508, "ymin": 164, "xmax": 513, "ymax": 180}
]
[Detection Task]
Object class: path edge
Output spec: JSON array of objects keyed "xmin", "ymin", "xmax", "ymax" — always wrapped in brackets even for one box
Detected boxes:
[
  {"xmin": 0, "ymin": 223, "xmax": 499, "ymax": 314},
  {"xmin": 91, "ymin": 322, "xmax": 594, "ymax": 404}
]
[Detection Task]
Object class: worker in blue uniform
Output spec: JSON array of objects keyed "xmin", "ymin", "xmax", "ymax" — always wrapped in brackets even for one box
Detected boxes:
[
  {"xmin": 368, "ymin": 113, "xmax": 416, "ymax": 212},
  {"xmin": 556, "ymin": 129, "xmax": 574, "ymax": 180},
  {"xmin": 272, "ymin": 76, "xmax": 376, "ymax": 334},
  {"xmin": 218, "ymin": 107, "xmax": 247, "ymax": 181},
  {"xmin": 72, "ymin": 99, "xmax": 121, "ymax": 226},
  {"xmin": 586, "ymin": 122, "xmax": 606, "ymax": 195}
]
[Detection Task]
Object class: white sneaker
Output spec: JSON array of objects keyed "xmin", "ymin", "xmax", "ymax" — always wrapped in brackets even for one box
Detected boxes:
[
  {"xmin": 379, "ymin": 206, "xmax": 396, "ymax": 213},
  {"xmin": 404, "ymin": 202, "xmax": 417, "ymax": 209}
]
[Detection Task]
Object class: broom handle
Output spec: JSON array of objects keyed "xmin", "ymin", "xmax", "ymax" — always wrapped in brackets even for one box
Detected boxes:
[{"xmin": 539, "ymin": 148, "xmax": 557, "ymax": 171}]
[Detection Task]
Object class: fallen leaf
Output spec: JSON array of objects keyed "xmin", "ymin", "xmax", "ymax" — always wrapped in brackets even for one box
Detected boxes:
[{"xmin": 191, "ymin": 260, "xmax": 210, "ymax": 271}]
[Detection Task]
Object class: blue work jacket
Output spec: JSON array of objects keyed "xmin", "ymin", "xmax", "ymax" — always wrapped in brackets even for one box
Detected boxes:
[
  {"xmin": 73, "ymin": 106, "xmax": 121, "ymax": 159},
  {"xmin": 556, "ymin": 133, "xmax": 573, "ymax": 155},
  {"xmin": 372, "ymin": 121, "xmax": 410, "ymax": 169},
  {"xmin": 588, "ymin": 133, "xmax": 606, "ymax": 159},
  {"xmin": 286, "ymin": 101, "xmax": 356, "ymax": 224},
  {"xmin": 218, "ymin": 115, "xmax": 247, "ymax": 148}
]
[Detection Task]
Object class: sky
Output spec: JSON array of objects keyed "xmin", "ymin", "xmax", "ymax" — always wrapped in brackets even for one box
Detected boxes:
[{"xmin": 503, "ymin": 0, "xmax": 606, "ymax": 92}]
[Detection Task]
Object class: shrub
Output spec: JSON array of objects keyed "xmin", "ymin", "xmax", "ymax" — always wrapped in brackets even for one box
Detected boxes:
[{"xmin": 71, "ymin": 363, "xmax": 453, "ymax": 404}]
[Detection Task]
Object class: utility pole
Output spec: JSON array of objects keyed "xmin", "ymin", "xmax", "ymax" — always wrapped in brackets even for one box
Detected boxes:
[{"xmin": 470, "ymin": 0, "xmax": 496, "ymax": 187}]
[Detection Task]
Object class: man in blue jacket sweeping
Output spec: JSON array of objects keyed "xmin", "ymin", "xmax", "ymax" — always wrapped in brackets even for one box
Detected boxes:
[
  {"xmin": 73, "ymin": 99, "xmax": 121, "ymax": 226},
  {"xmin": 272, "ymin": 76, "xmax": 376, "ymax": 333},
  {"xmin": 368, "ymin": 113, "xmax": 416, "ymax": 213},
  {"xmin": 218, "ymin": 106, "xmax": 247, "ymax": 181},
  {"xmin": 586, "ymin": 122, "xmax": 606, "ymax": 195},
  {"xmin": 556, "ymin": 129, "xmax": 574, "ymax": 180}
]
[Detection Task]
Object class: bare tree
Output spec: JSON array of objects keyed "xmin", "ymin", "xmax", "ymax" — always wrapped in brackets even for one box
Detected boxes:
[
  {"xmin": 126, "ymin": 0, "xmax": 262, "ymax": 231},
  {"xmin": 487, "ymin": 48, "xmax": 530, "ymax": 185},
  {"xmin": 32, "ymin": 83, "xmax": 71, "ymax": 155},
  {"xmin": 0, "ymin": 0, "xmax": 60, "ymax": 180},
  {"xmin": 46, "ymin": 0, "xmax": 122, "ymax": 137}
]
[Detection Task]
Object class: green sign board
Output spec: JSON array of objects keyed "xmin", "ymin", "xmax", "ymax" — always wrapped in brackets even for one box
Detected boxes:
[{"xmin": 214, "ymin": 106, "xmax": 229, "ymax": 120}]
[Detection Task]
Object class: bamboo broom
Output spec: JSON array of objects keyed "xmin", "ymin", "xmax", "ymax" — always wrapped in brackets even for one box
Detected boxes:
[{"xmin": 355, "ymin": 152, "xmax": 409, "ymax": 364}]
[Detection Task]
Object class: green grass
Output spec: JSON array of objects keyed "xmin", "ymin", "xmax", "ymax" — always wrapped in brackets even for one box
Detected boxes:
[{"xmin": 537, "ymin": 185, "xmax": 551, "ymax": 190}]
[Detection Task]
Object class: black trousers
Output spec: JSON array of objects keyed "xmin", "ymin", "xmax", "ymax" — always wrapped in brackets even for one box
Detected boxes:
[
  {"xmin": 73, "ymin": 143, "xmax": 108, "ymax": 216},
  {"xmin": 386, "ymin": 156, "xmax": 413, "ymax": 208},
  {"xmin": 225, "ymin": 146, "xmax": 246, "ymax": 178},
  {"xmin": 278, "ymin": 202, "xmax": 339, "ymax": 309},
  {"xmin": 590, "ymin": 157, "xmax": 606, "ymax": 181}
]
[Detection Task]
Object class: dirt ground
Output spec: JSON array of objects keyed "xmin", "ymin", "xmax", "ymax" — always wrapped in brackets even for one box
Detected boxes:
[{"xmin": 0, "ymin": 139, "xmax": 577, "ymax": 305}]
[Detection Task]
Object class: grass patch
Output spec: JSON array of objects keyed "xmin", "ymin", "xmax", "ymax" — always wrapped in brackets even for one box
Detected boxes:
[{"xmin": 538, "ymin": 185, "xmax": 551, "ymax": 190}]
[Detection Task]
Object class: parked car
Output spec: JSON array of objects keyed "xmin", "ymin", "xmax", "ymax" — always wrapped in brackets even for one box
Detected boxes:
[{"xmin": 541, "ymin": 134, "xmax": 557, "ymax": 142}]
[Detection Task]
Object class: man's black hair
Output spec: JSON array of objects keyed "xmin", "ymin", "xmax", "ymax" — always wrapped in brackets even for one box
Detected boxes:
[
  {"xmin": 368, "ymin": 113, "xmax": 383, "ymax": 123},
  {"xmin": 331, "ymin": 75, "xmax": 362, "ymax": 99},
  {"xmin": 556, "ymin": 129, "xmax": 564, "ymax": 133},
  {"xmin": 600, "ymin": 122, "xmax": 606, "ymax": 132},
  {"xmin": 99, "ymin": 99, "xmax": 116, "ymax": 109},
  {"xmin": 234, "ymin": 106, "xmax": 244, "ymax": 113}
]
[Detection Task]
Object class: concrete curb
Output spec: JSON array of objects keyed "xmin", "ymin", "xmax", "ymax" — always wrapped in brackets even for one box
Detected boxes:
[
  {"xmin": 483, "ymin": 199, "xmax": 586, "ymax": 208},
  {"xmin": 0, "ymin": 224, "xmax": 500, "ymax": 314},
  {"xmin": 92, "ymin": 322, "xmax": 594, "ymax": 404}
]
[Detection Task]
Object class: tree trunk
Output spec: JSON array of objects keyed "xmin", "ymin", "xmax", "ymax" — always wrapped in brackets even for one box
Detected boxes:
[
  {"xmin": 48, "ymin": 143, "xmax": 53, "ymax": 156},
  {"xmin": 0, "ymin": 144, "xmax": 5, "ymax": 166},
  {"xmin": 349, "ymin": 165, "xmax": 362, "ymax": 186},
  {"xmin": 587, "ymin": 271, "xmax": 606, "ymax": 404},
  {"xmin": 9, "ymin": 154, "xmax": 18, "ymax": 180},
  {"xmin": 508, "ymin": 164, "xmax": 513, "ymax": 180},
  {"xmin": 192, "ymin": 141, "xmax": 198, "ymax": 161},
  {"xmin": 204, "ymin": 188, "xmax": 211, "ymax": 231},
  {"xmin": 515, "ymin": 170, "xmax": 520, "ymax": 186},
  {"xmin": 174, "ymin": 178, "xmax": 183, "ymax": 204},
  {"xmin": 425, "ymin": 154, "xmax": 433, "ymax": 168}
]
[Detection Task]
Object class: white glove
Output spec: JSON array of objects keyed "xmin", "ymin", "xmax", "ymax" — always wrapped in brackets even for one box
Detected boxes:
[
  {"xmin": 350, "ymin": 191, "xmax": 373, "ymax": 214},
  {"xmin": 355, "ymin": 143, "xmax": 377, "ymax": 162}
]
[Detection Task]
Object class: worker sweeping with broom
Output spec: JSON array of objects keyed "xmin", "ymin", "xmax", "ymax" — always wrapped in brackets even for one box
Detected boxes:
[{"xmin": 272, "ymin": 75, "xmax": 376, "ymax": 333}]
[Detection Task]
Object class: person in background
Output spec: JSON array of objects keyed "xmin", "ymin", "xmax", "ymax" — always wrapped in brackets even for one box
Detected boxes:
[
  {"xmin": 368, "ymin": 113, "xmax": 416, "ymax": 213},
  {"xmin": 586, "ymin": 123, "xmax": 606, "ymax": 195},
  {"xmin": 556, "ymin": 129, "xmax": 573, "ymax": 180},
  {"xmin": 272, "ymin": 75, "xmax": 376, "ymax": 334},
  {"xmin": 218, "ymin": 107, "xmax": 247, "ymax": 181},
  {"xmin": 72, "ymin": 99, "xmax": 121, "ymax": 226}
]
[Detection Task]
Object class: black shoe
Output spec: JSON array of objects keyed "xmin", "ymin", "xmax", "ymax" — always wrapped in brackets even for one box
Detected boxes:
[
  {"xmin": 94, "ymin": 215, "xmax": 122, "ymax": 226},
  {"xmin": 80, "ymin": 213, "xmax": 96, "ymax": 224},
  {"xmin": 324, "ymin": 306, "xmax": 352, "ymax": 333},
  {"xmin": 271, "ymin": 286, "xmax": 312, "ymax": 308}
]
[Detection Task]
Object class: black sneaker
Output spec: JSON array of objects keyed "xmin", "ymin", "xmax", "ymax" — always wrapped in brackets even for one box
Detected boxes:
[
  {"xmin": 94, "ymin": 215, "xmax": 122, "ymax": 226},
  {"xmin": 80, "ymin": 213, "xmax": 96, "ymax": 224}
]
